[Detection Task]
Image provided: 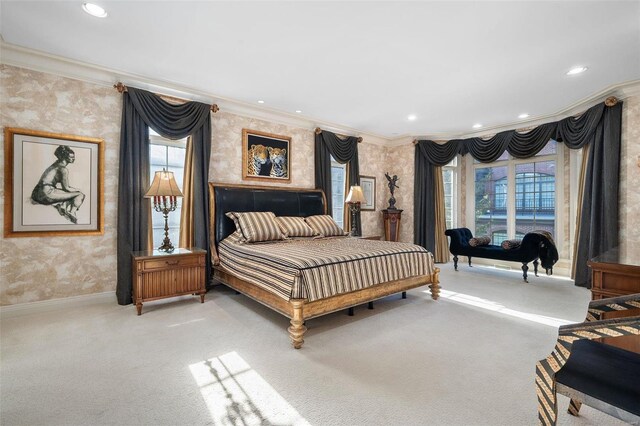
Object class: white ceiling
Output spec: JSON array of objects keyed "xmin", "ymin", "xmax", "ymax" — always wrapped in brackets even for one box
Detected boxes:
[{"xmin": 1, "ymin": 1, "xmax": 639, "ymax": 139}]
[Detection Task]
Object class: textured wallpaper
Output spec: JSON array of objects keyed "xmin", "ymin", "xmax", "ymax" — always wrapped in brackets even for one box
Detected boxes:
[
  {"xmin": 620, "ymin": 95, "xmax": 640, "ymax": 263},
  {"xmin": 0, "ymin": 65, "xmax": 121, "ymax": 305},
  {"xmin": 1, "ymin": 64, "xmax": 638, "ymax": 306}
]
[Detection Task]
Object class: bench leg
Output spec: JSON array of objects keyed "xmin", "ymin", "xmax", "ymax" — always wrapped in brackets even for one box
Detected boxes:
[
  {"xmin": 522, "ymin": 263, "xmax": 529, "ymax": 283},
  {"xmin": 453, "ymin": 255, "xmax": 459, "ymax": 271},
  {"xmin": 368, "ymin": 301, "xmax": 374, "ymax": 309},
  {"xmin": 348, "ymin": 307, "xmax": 354, "ymax": 316},
  {"xmin": 468, "ymin": 257, "xmax": 472, "ymax": 267},
  {"xmin": 401, "ymin": 291, "xmax": 407, "ymax": 299},
  {"xmin": 567, "ymin": 399, "xmax": 582, "ymax": 417},
  {"xmin": 533, "ymin": 260, "xmax": 539, "ymax": 277}
]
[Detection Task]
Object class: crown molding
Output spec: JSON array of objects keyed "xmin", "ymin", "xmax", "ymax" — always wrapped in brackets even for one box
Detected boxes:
[
  {"xmin": 0, "ymin": 41, "xmax": 391, "ymax": 145},
  {"xmin": 413, "ymin": 79, "xmax": 640, "ymax": 142},
  {"xmin": 2, "ymin": 41, "xmax": 638, "ymax": 147}
]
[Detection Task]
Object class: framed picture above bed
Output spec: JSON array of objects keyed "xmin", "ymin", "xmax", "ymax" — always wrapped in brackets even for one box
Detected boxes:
[
  {"xmin": 3, "ymin": 127, "xmax": 104, "ymax": 237},
  {"xmin": 242, "ymin": 129, "xmax": 291, "ymax": 183},
  {"xmin": 359, "ymin": 175, "xmax": 376, "ymax": 211}
]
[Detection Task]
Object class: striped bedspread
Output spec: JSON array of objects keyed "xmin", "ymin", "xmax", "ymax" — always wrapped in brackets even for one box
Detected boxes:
[{"xmin": 217, "ymin": 234, "xmax": 435, "ymax": 301}]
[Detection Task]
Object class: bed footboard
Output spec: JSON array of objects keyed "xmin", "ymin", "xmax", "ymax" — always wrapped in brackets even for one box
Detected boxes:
[{"xmin": 214, "ymin": 266, "xmax": 440, "ymax": 349}]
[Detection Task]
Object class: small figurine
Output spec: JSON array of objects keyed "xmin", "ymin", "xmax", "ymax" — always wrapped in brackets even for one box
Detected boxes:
[{"xmin": 385, "ymin": 172, "xmax": 399, "ymax": 209}]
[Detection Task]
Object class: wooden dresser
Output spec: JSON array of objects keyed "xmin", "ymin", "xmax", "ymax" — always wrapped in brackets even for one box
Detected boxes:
[
  {"xmin": 131, "ymin": 248, "xmax": 207, "ymax": 315},
  {"xmin": 588, "ymin": 250, "xmax": 640, "ymax": 353}
]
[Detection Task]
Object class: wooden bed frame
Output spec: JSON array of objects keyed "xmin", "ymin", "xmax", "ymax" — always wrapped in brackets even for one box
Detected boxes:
[{"xmin": 209, "ymin": 183, "xmax": 440, "ymax": 349}]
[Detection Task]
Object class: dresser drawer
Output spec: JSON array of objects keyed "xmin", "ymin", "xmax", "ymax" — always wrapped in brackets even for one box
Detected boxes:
[{"xmin": 142, "ymin": 255, "xmax": 201, "ymax": 271}]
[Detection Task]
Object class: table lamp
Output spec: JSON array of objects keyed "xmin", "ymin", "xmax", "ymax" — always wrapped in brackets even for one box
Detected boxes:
[
  {"xmin": 144, "ymin": 169, "xmax": 183, "ymax": 252},
  {"xmin": 345, "ymin": 185, "xmax": 367, "ymax": 237}
]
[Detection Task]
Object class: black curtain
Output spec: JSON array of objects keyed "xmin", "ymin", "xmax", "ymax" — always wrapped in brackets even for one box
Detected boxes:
[
  {"xmin": 414, "ymin": 101, "xmax": 622, "ymax": 288},
  {"xmin": 116, "ymin": 87, "xmax": 212, "ymax": 305},
  {"xmin": 414, "ymin": 144, "xmax": 437, "ymax": 252},
  {"xmin": 314, "ymin": 130, "xmax": 360, "ymax": 231}
]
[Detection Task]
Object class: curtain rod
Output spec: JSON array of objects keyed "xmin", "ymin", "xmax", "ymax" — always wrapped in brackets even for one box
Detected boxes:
[
  {"xmin": 412, "ymin": 96, "xmax": 619, "ymax": 145},
  {"xmin": 315, "ymin": 127, "xmax": 363, "ymax": 143},
  {"xmin": 114, "ymin": 82, "xmax": 219, "ymax": 113}
]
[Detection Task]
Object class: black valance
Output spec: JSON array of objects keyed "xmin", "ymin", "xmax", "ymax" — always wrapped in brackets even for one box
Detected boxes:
[
  {"xmin": 416, "ymin": 101, "xmax": 607, "ymax": 165},
  {"xmin": 414, "ymin": 100, "xmax": 622, "ymax": 288},
  {"xmin": 314, "ymin": 130, "xmax": 360, "ymax": 231},
  {"xmin": 117, "ymin": 87, "xmax": 212, "ymax": 305}
]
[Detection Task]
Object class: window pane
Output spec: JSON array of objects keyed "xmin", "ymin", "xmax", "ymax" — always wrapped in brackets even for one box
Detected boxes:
[
  {"xmin": 515, "ymin": 161, "xmax": 555, "ymax": 237},
  {"xmin": 474, "ymin": 166, "xmax": 507, "ymax": 238},
  {"xmin": 536, "ymin": 140, "xmax": 557, "ymax": 156},
  {"xmin": 331, "ymin": 163, "xmax": 346, "ymax": 229},
  {"xmin": 149, "ymin": 143, "xmax": 186, "ymax": 249},
  {"xmin": 442, "ymin": 168, "xmax": 454, "ymax": 230},
  {"xmin": 150, "ymin": 144, "xmax": 166, "ymax": 165}
]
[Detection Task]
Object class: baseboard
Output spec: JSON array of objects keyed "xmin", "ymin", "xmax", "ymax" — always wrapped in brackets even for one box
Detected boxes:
[{"xmin": 0, "ymin": 291, "xmax": 116, "ymax": 318}]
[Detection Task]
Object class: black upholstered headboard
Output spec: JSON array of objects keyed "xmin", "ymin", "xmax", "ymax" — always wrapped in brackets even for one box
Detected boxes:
[{"xmin": 209, "ymin": 183, "xmax": 327, "ymax": 248}]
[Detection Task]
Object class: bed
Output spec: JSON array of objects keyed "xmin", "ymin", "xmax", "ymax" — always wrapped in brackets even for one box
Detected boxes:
[{"xmin": 208, "ymin": 183, "xmax": 440, "ymax": 348}]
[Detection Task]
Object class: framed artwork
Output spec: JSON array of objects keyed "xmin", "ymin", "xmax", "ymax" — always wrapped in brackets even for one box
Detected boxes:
[
  {"xmin": 359, "ymin": 175, "xmax": 376, "ymax": 211},
  {"xmin": 242, "ymin": 129, "xmax": 291, "ymax": 183},
  {"xmin": 4, "ymin": 128, "xmax": 104, "ymax": 237}
]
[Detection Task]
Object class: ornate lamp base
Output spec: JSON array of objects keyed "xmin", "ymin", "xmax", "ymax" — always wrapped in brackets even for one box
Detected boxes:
[
  {"xmin": 349, "ymin": 204, "xmax": 361, "ymax": 237},
  {"xmin": 153, "ymin": 198, "xmax": 177, "ymax": 252}
]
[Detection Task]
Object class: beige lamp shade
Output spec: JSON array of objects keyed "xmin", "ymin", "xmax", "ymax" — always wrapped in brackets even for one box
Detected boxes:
[
  {"xmin": 345, "ymin": 185, "xmax": 367, "ymax": 204},
  {"xmin": 144, "ymin": 170, "xmax": 183, "ymax": 198}
]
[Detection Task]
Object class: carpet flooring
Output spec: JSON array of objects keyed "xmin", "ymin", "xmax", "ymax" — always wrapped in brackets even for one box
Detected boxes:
[{"xmin": 0, "ymin": 265, "xmax": 627, "ymax": 425}]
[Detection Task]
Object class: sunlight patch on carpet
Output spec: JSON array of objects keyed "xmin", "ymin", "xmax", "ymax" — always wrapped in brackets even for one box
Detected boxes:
[
  {"xmin": 189, "ymin": 351, "xmax": 310, "ymax": 426},
  {"xmin": 433, "ymin": 289, "xmax": 574, "ymax": 327}
]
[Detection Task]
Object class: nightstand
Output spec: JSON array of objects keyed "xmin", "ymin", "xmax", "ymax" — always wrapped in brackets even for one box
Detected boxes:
[{"xmin": 131, "ymin": 248, "xmax": 207, "ymax": 315}]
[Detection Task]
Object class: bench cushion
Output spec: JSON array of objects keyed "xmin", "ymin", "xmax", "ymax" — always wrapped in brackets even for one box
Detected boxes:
[{"xmin": 555, "ymin": 339, "xmax": 640, "ymax": 416}]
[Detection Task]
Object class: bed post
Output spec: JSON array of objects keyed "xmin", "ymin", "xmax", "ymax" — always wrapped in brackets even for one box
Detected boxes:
[
  {"xmin": 288, "ymin": 299, "xmax": 307, "ymax": 349},
  {"xmin": 429, "ymin": 268, "xmax": 441, "ymax": 300}
]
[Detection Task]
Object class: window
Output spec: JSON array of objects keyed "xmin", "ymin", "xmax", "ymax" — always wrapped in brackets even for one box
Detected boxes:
[
  {"xmin": 469, "ymin": 140, "xmax": 561, "ymax": 249},
  {"xmin": 474, "ymin": 166, "xmax": 508, "ymax": 238},
  {"xmin": 442, "ymin": 157, "xmax": 458, "ymax": 230},
  {"xmin": 330, "ymin": 158, "xmax": 347, "ymax": 229},
  {"xmin": 149, "ymin": 134, "xmax": 187, "ymax": 248}
]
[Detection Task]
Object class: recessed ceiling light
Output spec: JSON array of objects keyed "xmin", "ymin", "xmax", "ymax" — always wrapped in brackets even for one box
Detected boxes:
[
  {"xmin": 566, "ymin": 66, "xmax": 587, "ymax": 76},
  {"xmin": 472, "ymin": 123, "xmax": 483, "ymax": 129},
  {"xmin": 82, "ymin": 3, "xmax": 108, "ymax": 18},
  {"xmin": 257, "ymin": 100, "xmax": 265, "ymax": 104},
  {"xmin": 518, "ymin": 113, "xmax": 530, "ymax": 119},
  {"xmin": 407, "ymin": 114, "xmax": 417, "ymax": 121},
  {"xmin": 295, "ymin": 110, "xmax": 302, "ymax": 114}
]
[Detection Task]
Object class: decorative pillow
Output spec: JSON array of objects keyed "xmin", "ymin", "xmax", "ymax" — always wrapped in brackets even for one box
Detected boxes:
[
  {"xmin": 305, "ymin": 215, "xmax": 347, "ymax": 237},
  {"xmin": 275, "ymin": 216, "xmax": 318, "ymax": 238},
  {"xmin": 501, "ymin": 239, "xmax": 522, "ymax": 250},
  {"xmin": 225, "ymin": 211, "xmax": 284, "ymax": 242},
  {"xmin": 468, "ymin": 236, "xmax": 491, "ymax": 247}
]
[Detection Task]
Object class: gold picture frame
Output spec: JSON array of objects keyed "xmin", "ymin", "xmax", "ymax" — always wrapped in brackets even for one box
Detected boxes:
[
  {"xmin": 4, "ymin": 127, "xmax": 105, "ymax": 237},
  {"xmin": 242, "ymin": 129, "xmax": 291, "ymax": 183}
]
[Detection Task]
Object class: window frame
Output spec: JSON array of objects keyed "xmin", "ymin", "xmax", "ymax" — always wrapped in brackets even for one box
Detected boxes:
[
  {"xmin": 149, "ymin": 134, "xmax": 188, "ymax": 248},
  {"xmin": 330, "ymin": 158, "xmax": 348, "ymax": 229},
  {"xmin": 465, "ymin": 143, "xmax": 564, "ymax": 256},
  {"xmin": 442, "ymin": 156, "xmax": 458, "ymax": 231}
]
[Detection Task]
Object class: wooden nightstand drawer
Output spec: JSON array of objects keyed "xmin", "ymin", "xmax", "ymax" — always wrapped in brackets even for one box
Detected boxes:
[{"xmin": 142, "ymin": 255, "xmax": 200, "ymax": 271}]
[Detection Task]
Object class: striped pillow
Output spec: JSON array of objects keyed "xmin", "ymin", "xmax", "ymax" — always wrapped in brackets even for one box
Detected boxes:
[
  {"xmin": 225, "ymin": 211, "xmax": 284, "ymax": 242},
  {"xmin": 305, "ymin": 215, "xmax": 346, "ymax": 237},
  {"xmin": 275, "ymin": 216, "xmax": 318, "ymax": 238}
]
